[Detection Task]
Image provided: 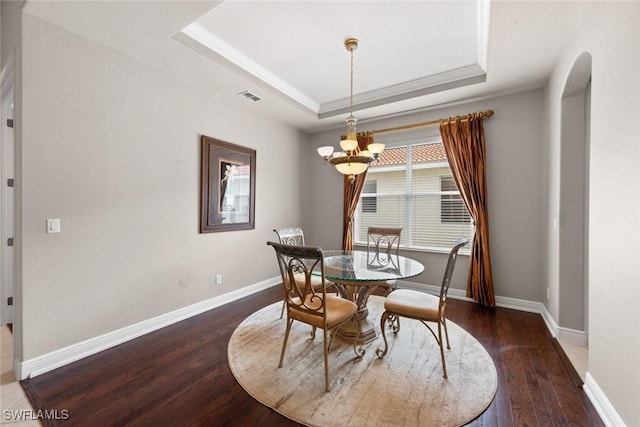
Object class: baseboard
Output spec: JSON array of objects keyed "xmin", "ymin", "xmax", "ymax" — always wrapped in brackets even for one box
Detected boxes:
[
  {"xmin": 16, "ymin": 277, "xmax": 281, "ymax": 380},
  {"xmin": 583, "ymin": 373, "xmax": 627, "ymax": 427}
]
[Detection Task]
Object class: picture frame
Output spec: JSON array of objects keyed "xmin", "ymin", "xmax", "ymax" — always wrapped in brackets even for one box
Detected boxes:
[{"xmin": 200, "ymin": 135, "xmax": 256, "ymax": 233}]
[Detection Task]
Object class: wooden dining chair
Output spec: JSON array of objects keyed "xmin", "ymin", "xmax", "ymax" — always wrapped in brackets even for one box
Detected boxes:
[
  {"xmin": 367, "ymin": 227, "xmax": 402, "ymax": 293},
  {"xmin": 267, "ymin": 241, "xmax": 360, "ymax": 392},
  {"xmin": 375, "ymin": 237, "xmax": 469, "ymax": 379}
]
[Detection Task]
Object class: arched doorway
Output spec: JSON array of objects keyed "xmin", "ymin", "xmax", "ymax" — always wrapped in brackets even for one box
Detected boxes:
[{"xmin": 558, "ymin": 51, "xmax": 591, "ymax": 374}]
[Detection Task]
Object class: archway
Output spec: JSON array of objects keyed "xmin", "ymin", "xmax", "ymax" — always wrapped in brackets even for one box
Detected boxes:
[{"xmin": 558, "ymin": 51, "xmax": 591, "ymax": 373}]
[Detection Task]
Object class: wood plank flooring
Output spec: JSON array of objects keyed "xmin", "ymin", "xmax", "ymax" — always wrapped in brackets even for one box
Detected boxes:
[{"xmin": 21, "ymin": 286, "xmax": 603, "ymax": 426}]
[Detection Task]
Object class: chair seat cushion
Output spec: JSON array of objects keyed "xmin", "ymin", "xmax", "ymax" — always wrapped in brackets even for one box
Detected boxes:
[
  {"xmin": 384, "ymin": 289, "xmax": 440, "ymax": 321},
  {"xmin": 289, "ymin": 295, "xmax": 357, "ymax": 329}
]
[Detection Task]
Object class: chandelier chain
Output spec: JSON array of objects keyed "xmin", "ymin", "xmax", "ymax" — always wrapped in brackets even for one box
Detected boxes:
[{"xmin": 349, "ymin": 46, "xmax": 354, "ymax": 115}]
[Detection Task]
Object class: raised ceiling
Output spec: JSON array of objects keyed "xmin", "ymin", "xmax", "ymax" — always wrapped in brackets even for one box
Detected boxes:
[
  {"xmin": 175, "ymin": 0, "xmax": 489, "ymax": 119},
  {"xmin": 22, "ymin": 0, "xmax": 593, "ymax": 133}
]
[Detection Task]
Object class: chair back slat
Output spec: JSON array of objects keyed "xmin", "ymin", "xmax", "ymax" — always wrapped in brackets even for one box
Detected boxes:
[
  {"xmin": 440, "ymin": 237, "xmax": 469, "ymax": 305},
  {"xmin": 273, "ymin": 227, "xmax": 305, "ymax": 246},
  {"xmin": 367, "ymin": 227, "xmax": 402, "ymax": 257},
  {"xmin": 284, "ymin": 256, "xmax": 320, "ymax": 301}
]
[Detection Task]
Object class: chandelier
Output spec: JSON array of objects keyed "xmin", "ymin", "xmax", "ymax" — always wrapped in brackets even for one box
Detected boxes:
[{"xmin": 317, "ymin": 38, "xmax": 385, "ymax": 182}]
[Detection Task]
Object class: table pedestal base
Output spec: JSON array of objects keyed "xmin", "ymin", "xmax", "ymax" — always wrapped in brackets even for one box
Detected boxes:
[
  {"xmin": 334, "ymin": 318, "xmax": 377, "ymax": 345},
  {"xmin": 331, "ymin": 280, "xmax": 389, "ymax": 346}
]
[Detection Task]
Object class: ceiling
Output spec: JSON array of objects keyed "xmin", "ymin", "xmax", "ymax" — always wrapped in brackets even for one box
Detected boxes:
[{"xmin": 23, "ymin": 0, "xmax": 592, "ymax": 133}]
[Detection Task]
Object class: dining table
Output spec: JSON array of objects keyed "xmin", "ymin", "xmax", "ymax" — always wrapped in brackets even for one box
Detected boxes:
[{"xmin": 319, "ymin": 249, "xmax": 425, "ymax": 346}]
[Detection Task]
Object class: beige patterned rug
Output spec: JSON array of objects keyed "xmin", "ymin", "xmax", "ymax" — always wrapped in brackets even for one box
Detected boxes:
[{"xmin": 228, "ymin": 296, "xmax": 497, "ymax": 427}]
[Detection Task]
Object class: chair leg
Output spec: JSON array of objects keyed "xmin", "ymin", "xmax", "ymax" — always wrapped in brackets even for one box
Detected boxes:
[
  {"xmin": 376, "ymin": 311, "xmax": 390, "ymax": 358},
  {"xmin": 442, "ymin": 317, "xmax": 451, "ymax": 350},
  {"xmin": 323, "ymin": 328, "xmax": 330, "ymax": 392},
  {"xmin": 392, "ymin": 315, "xmax": 400, "ymax": 333},
  {"xmin": 437, "ymin": 320, "xmax": 448, "ymax": 379},
  {"xmin": 280, "ymin": 300, "xmax": 285, "ymax": 319},
  {"xmin": 279, "ymin": 318, "xmax": 293, "ymax": 368}
]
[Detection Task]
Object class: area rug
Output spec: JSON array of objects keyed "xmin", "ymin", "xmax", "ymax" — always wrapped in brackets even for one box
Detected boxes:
[{"xmin": 228, "ymin": 296, "xmax": 497, "ymax": 427}]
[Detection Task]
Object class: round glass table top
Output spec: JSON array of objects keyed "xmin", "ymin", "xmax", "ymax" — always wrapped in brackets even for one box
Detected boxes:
[{"xmin": 320, "ymin": 250, "xmax": 424, "ymax": 282}]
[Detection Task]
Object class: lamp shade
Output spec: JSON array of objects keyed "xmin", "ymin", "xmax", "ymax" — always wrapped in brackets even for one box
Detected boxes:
[
  {"xmin": 335, "ymin": 161, "xmax": 368, "ymax": 176},
  {"xmin": 331, "ymin": 154, "xmax": 371, "ymax": 176},
  {"xmin": 317, "ymin": 146, "xmax": 334, "ymax": 157},
  {"xmin": 340, "ymin": 138, "xmax": 358, "ymax": 152},
  {"xmin": 368, "ymin": 142, "xmax": 385, "ymax": 154}
]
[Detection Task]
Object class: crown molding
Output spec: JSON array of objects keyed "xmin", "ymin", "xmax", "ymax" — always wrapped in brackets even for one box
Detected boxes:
[
  {"xmin": 318, "ymin": 64, "xmax": 486, "ymax": 118},
  {"xmin": 175, "ymin": 23, "xmax": 319, "ymax": 114}
]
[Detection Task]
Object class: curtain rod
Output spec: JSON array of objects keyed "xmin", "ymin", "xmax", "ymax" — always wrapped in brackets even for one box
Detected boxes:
[{"xmin": 370, "ymin": 109, "xmax": 494, "ymax": 136}]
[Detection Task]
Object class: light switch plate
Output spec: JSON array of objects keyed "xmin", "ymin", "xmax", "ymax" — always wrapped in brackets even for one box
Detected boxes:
[{"xmin": 46, "ymin": 218, "xmax": 61, "ymax": 233}]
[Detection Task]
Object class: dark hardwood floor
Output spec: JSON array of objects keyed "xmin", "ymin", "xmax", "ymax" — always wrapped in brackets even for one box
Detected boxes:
[{"xmin": 21, "ymin": 286, "xmax": 603, "ymax": 426}]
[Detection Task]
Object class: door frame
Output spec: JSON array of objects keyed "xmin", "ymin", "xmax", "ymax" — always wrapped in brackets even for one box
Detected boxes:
[{"xmin": 1, "ymin": 58, "xmax": 15, "ymax": 326}]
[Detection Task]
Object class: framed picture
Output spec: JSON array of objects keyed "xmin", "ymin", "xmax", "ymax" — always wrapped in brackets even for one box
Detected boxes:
[{"xmin": 200, "ymin": 135, "xmax": 256, "ymax": 233}]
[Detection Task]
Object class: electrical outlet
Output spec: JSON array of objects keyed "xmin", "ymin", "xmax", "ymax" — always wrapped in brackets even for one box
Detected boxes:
[{"xmin": 216, "ymin": 274, "xmax": 222, "ymax": 285}]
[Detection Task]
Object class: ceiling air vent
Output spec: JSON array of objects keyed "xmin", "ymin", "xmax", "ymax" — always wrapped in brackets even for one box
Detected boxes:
[{"xmin": 238, "ymin": 90, "xmax": 262, "ymax": 102}]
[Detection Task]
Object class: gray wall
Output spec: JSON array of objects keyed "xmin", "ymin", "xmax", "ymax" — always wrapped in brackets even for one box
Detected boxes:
[
  {"xmin": 18, "ymin": 13, "xmax": 306, "ymax": 359},
  {"xmin": 305, "ymin": 89, "xmax": 544, "ymax": 302}
]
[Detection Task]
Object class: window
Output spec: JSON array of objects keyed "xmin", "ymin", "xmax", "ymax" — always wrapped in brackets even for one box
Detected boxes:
[
  {"xmin": 361, "ymin": 180, "xmax": 377, "ymax": 213},
  {"xmin": 354, "ymin": 139, "xmax": 473, "ymax": 252},
  {"xmin": 440, "ymin": 176, "xmax": 471, "ymax": 224}
]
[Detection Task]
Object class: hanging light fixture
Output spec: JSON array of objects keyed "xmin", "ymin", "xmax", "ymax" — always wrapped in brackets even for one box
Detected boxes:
[{"xmin": 317, "ymin": 38, "xmax": 384, "ymax": 182}]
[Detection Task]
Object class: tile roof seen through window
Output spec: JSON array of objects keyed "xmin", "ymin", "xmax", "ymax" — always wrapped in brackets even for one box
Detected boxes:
[{"xmin": 371, "ymin": 142, "xmax": 447, "ymax": 167}]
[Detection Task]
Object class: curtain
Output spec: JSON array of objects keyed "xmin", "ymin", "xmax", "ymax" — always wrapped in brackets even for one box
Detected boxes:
[
  {"xmin": 342, "ymin": 132, "xmax": 374, "ymax": 250},
  {"xmin": 439, "ymin": 114, "xmax": 495, "ymax": 307}
]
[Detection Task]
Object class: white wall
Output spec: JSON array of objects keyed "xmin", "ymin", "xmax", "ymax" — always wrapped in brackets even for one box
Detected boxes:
[
  {"xmin": 544, "ymin": 2, "xmax": 640, "ymax": 424},
  {"xmin": 18, "ymin": 13, "xmax": 305, "ymax": 360},
  {"xmin": 306, "ymin": 89, "xmax": 544, "ymax": 301}
]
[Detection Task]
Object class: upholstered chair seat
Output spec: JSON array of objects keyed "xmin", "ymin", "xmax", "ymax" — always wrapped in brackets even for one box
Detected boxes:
[
  {"xmin": 384, "ymin": 289, "xmax": 439, "ymax": 320},
  {"xmin": 289, "ymin": 294, "xmax": 357, "ymax": 329}
]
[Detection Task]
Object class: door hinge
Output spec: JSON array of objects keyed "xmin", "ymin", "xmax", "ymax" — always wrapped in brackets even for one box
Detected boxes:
[
  {"xmin": 7, "ymin": 178, "xmax": 14, "ymax": 187},
  {"xmin": 7, "ymin": 297, "xmax": 13, "ymax": 306},
  {"xmin": 7, "ymin": 237, "xmax": 13, "ymax": 246},
  {"xmin": 6, "ymin": 119, "xmax": 13, "ymax": 128}
]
